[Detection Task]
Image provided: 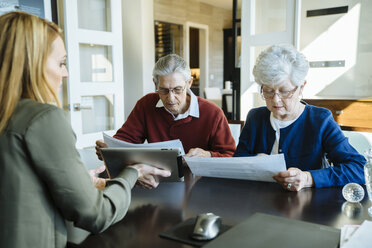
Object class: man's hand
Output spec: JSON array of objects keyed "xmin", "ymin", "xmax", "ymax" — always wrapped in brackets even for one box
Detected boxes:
[
  {"xmin": 273, "ymin": 167, "xmax": 314, "ymax": 191},
  {"xmin": 128, "ymin": 164, "xmax": 171, "ymax": 189},
  {"xmin": 185, "ymin": 148, "xmax": 211, "ymax": 157},
  {"xmin": 95, "ymin": 140, "xmax": 107, "ymax": 161}
]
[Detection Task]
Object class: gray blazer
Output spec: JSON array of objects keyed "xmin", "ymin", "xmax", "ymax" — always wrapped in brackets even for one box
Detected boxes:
[{"xmin": 0, "ymin": 99, "xmax": 138, "ymax": 248}]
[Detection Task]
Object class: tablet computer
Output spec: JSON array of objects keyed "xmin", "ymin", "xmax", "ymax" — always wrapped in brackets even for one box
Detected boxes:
[{"xmin": 99, "ymin": 147, "xmax": 184, "ymax": 182}]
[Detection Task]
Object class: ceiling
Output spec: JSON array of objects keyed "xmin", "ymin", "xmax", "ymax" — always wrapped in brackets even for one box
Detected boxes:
[{"xmin": 198, "ymin": 0, "xmax": 233, "ymax": 10}]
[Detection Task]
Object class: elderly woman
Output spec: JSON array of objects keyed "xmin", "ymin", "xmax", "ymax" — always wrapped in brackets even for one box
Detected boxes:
[{"xmin": 234, "ymin": 44, "xmax": 365, "ymax": 191}]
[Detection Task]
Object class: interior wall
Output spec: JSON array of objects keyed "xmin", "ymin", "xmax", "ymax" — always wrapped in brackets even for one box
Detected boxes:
[
  {"xmin": 122, "ymin": 0, "xmax": 155, "ymax": 119},
  {"xmin": 300, "ymin": 0, "xmax": 372, "ymax": 98},
  {"xmin": 154, "ymin": 0, "xmax": 232, "ymax": 89},
  {"xmin": 244, "ymin": 0, "xmax": 372, "ymax": 120}
]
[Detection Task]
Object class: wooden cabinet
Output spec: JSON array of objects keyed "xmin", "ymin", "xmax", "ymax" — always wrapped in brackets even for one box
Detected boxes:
[{"xmin": 303, "ymin": 98, "xmax": 372, "ymax": 132}]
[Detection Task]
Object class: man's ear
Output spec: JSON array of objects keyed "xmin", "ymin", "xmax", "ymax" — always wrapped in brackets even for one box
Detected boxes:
[
  {"xmin": 153, "ymin": 78, "xmax": 157, "ymax": 89},
  {"xmin": 187, "ymin": 77, "xmax": 193, "ymax": 88}
]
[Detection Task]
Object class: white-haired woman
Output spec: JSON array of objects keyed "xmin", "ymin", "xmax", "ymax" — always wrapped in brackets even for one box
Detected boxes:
[{"xmin": 234, "ymin": 44, "xmax": 365, "ymax": 191}]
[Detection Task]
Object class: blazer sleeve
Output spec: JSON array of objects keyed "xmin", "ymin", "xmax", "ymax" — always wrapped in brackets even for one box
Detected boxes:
[{"xmin": 25, "ymin": 107, "xmax": 138, "ymax": 234}]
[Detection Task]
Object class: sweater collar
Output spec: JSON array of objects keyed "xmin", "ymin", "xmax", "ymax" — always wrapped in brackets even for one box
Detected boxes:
[{"xmin": 156, "ymin": 89, "xmax": 200, "ymax": 120}]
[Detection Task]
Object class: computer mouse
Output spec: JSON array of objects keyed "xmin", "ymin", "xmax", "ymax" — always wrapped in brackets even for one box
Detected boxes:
[{"xmin": 191, "ymin": 213, "xmax": 221, "ymax": 241}]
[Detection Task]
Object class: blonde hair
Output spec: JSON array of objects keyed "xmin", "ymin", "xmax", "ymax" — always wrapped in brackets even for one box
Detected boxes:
[{"xmin": 0, "ymin": 11, "xmax": 62, "ymax": 132}]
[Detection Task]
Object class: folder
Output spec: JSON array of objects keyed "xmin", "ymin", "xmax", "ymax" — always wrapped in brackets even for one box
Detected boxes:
[{"xmin": 204, "ymin": 213, "xmax": 340, "ymax": 248}]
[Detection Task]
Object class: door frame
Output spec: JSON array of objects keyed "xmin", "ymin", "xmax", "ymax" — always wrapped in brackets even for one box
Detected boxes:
[{"xmin": 185, "ymin": 22, "xmax": 209, "ymax": 92}]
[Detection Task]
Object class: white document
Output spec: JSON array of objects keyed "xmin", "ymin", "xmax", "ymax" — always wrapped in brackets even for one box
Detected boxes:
[
  {"xmin": 342, "ymin": 220, "xmax": 372, "ymax": 248},
  {"xmin": 184, "ymin": 154, "xmax": 286, "ymax": 182},
  {"xmin": 102, "ymin": 132, "xmax": 185, "ymax": 155},
  {"xmin": 340, "ymin": 225, "xmax": 360, "ymax": 247}
]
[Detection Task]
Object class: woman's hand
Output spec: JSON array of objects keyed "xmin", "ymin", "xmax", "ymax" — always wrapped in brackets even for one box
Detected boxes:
[
  {"xmin": 95, "ymin": 140, "xmax": 107, "ymax": 161},
  {"xmin": 273, "ymin": 167, "xmax": 314, "ymax": 191},
  {"xmin": 185, "ymin": 148, "xmax": 211, "ymax": 157},
  {"xmin": 89, "ymin": 165, "xmax": 107, "ymax": 190},
  {"xmin": 128, "ymin": 164, "xmax": 171, "ymax": 189}
]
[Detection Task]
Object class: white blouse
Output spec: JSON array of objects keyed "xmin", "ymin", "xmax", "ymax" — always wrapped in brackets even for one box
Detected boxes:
[{"xmin": 269, "ymin": 113, "xmax": 298, "ymax": 155}]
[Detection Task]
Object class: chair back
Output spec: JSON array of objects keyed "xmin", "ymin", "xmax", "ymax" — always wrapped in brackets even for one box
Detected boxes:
[
  {"xmin": 78, "ymin": 148, "xmax": 103, "ymax": 170},
  {"xmin": 228, "ymin": 120, "xmax": 245, "ymax": 147},
  {"xmin": 342, "ymin": 130, "xmax": 372, "ymax": 155}
]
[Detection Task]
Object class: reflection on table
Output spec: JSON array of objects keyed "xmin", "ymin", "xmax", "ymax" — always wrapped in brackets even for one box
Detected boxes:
[{"xmin": 68, "ymin": 169, "xmax": 372, "ymax": 248}]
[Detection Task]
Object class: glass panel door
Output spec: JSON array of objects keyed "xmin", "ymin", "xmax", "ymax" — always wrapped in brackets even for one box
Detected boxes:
[
  {"xmin": 240, "ymin": 0, "xmax": 297, "ymax": 119},
  {"xmin": 63, "ymin": 0, "xmax": 124, "ymax": 148}
]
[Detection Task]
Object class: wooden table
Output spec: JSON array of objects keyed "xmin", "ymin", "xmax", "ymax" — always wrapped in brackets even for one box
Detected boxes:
[{"xmin": 68, "ymin": 170, "xmax": 372, "ymax": 248}]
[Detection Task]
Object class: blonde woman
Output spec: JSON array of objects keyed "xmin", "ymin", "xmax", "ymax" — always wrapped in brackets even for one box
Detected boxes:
[{"xmin": 0, "ymin": 12, "xmax": 170, "ymax": 248}]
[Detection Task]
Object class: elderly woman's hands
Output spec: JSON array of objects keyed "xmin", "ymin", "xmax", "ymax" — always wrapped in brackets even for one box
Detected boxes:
[
  {"xmin": 128, "ymin": 164, "xmax": 171, "ymax": 189},
  {"xmin": 273, "ymin": 167, "xmax": 314, "ymax": 191}
]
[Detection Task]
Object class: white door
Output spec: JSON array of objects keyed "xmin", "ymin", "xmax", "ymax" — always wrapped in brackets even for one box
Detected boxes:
[
  {"xmin": 63, "ymin": 0, "xmax": 124, "ymax": 148},
  {"xmin": 240, "ymin": 0, "xmax": 299, "ymax": 119}
]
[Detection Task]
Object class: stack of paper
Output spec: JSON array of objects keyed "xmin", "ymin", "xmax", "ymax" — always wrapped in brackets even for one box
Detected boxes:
[
  {"xmin": 341, "ymin": 221, "xmax": 372, "ymax": 248},
  {"xmin": 102, "ymin": 132, "xmax": 185, "ymax": 155},
  {"xmin": 184, "ymin": 154, "xmax": 286, "ymax": 182}
]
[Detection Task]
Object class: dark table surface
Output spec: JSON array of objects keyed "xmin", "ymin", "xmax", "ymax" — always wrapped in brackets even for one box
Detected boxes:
[{"xmin": 68, "ymin": 169, "xmax": 372, "ymax": 248}]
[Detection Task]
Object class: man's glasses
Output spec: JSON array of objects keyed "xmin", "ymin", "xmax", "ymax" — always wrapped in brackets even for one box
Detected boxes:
[
  {"xmin": 261, "ymin": 86, "xmax": 298, "ymax": 100},
  {"xmin": 157, "ymin": 85, "xmax": 186, "ymax": 95}
]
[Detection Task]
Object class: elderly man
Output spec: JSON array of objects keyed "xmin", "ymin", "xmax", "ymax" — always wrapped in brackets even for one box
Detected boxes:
[{"xmin": 96, "ymin": 54, "xmax": 235, "ymax": 158}]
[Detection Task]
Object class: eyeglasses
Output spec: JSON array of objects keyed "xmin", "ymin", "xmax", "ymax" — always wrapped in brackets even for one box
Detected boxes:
[
  {"xmin": 156, "ymin": 85, "xmax": 186, "ymax": 95},
  {"xmin": 261, "ymin": 86, "xmax": 298, "ymax": 100}
]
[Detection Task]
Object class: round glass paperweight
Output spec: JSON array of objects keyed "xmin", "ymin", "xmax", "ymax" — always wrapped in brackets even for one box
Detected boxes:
[{"xmin": 342, "ymin": 183, "xmax": 365, "ymax": 203}]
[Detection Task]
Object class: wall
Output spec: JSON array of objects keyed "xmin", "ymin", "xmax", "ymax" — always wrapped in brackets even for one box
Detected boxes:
[
  {"xmin": 242, "ymin": 0, "xmax": 372, "ymax": 121},
  {"xmin": 300, "ymin": 0, "xmax": 372, "ymax": 98},
  {"xmin": 154, "ymin": 0, "xmax": 232, "ymax": 89},
  {"xmin": 122, "ymin": 0, "xmax": 155, "ymax": 118}
]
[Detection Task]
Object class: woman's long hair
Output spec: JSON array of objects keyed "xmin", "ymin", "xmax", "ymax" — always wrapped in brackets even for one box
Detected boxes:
[{"xmin": 0, "ymin": 11, "xmax": 62, "ymax": 132}]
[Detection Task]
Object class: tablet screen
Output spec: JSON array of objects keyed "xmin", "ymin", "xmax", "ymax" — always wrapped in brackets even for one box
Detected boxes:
[{"xmin": 100, "ymin": 147, "xmax": 184, "ymax": 182}]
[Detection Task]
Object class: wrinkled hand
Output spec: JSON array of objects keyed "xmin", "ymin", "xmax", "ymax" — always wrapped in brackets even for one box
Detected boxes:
[
  {"xmin": 185, "ymin": 148, "xmax": 211, "ymax": 157},
  {"xmin": 273, "ymin": 167, "xmax": 314, "ymax": 192},
  {"xmin": 89, "ymin": 165, "xmax": 107, "ymax": 190},
  {"xmin": 128, "ymin": 164, "xmax": 171, "ymax": 189},
  {"xmin": 95, "ymin": 140, "xmax": 107, "ymax": 161}
]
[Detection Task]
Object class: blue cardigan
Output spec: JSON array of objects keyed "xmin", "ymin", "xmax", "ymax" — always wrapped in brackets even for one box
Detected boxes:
[{"xmin": 234, "ymin": 104, "xmax": 366, "ymax": 188}]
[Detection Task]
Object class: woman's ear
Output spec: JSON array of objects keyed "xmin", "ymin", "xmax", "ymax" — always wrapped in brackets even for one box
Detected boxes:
[
  {"xmin": 300, "ymin": 81, "xmax": 306, "ymax": 92},
  {"xmin": 299, "ymin": 81, "xmax": 306, "ymax": 98}
]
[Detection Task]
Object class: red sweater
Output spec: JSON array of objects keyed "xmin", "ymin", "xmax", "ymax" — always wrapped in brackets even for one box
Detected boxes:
[{"xmin": 114, "ymin": 93, "xmax": 235, "ymax": 157}]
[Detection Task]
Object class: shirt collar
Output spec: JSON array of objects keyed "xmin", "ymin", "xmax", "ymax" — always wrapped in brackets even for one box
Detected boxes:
[{"xmin": 156, "ymin": 88, "xmax": 199, "ymax": 120}]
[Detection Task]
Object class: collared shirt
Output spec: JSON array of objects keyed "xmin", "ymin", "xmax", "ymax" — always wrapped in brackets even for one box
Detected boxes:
[{"xmin": 155, "ymin": 89, "xmax": 200, "ymax": 120}]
